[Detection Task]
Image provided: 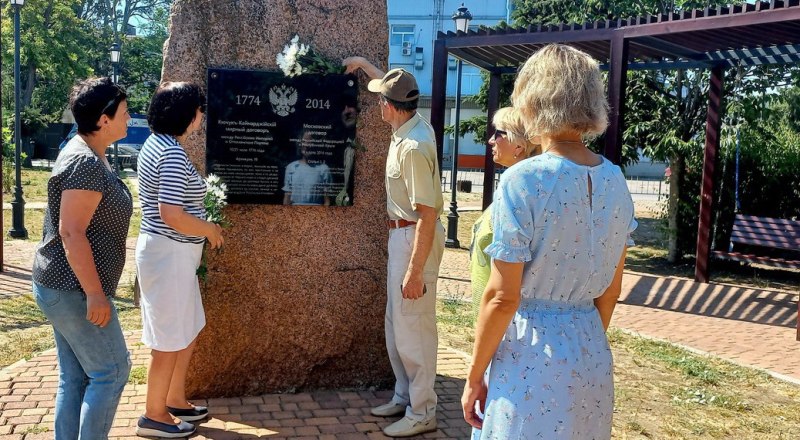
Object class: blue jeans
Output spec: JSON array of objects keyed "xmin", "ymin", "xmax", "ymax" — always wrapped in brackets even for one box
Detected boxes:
[{"xmin": 33, "ymin": 282, "xmax": 131, "ymax": 440}]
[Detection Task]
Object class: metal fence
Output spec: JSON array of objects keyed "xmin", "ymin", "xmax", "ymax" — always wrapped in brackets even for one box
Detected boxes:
[
  {"xmin": 440, "ymin": 168, "xmax": 497, "ymax": 193},
  {"xmin": 441, "ymin": 169, "xmax": 670, "ymax": 200},
  {"xmin": 625, "ymin": 175, "xmax": 670, "ymax": 200}
]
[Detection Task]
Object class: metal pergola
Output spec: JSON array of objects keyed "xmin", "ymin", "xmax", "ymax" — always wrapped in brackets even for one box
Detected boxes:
[{"xmin": 429, "ymin": 0, "xmax": 800, "ymax": 284}]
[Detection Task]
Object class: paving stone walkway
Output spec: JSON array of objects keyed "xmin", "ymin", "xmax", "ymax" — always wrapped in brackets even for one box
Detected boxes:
[
  {"xmin": 437, "ymin": 251, "xmax": 800, "ymax": 383},
  {"xmin": 0, "ymin": 331, "xmax": 473, "ymax": 440},
  {"xmin": 1, "ymin": 237, "xmax": 798, "ymax": 438},
  {"xmin": 615, "ymin": 271, "xmax": 800, "ymax": 381}
]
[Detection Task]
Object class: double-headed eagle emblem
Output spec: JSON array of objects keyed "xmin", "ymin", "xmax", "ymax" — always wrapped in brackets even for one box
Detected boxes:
[{"xmin": 269, "ymin": 84, "xmax": 297, "ymax": 117}]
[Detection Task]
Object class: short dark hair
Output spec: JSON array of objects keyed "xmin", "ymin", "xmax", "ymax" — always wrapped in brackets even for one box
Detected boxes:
[
  {"xmin": 69, "ymin": 77, "xmax": 127, "ymax": 135},
  {"xmin": 147, "ymin": 82, "xmax": 206, "ymax": 136},
  {"xmin": 384, "ymin": 95, "xmax": 418, "ymax": 113}
]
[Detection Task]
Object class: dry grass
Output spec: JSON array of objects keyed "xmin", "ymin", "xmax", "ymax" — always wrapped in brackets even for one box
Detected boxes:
[
  {"xmin": 0, "ymin": 279, "xmax": 142, "ymax": 369},
  {"xmin": 610, "ymin": 328, "xmax": 800, "ymax": 439},
  {"xmin": 436, "ymin": 298, "xmax": 800, "ymax": 439},
  {"xmin": 3, "ymin": 168, "xmax": 52, "ymax": 203},
  {"xmin": 2, "ymin": 208, "xmax": 141, "ymax": 243},
  {"xmin": 437, "ymin": 202, "xmax": 800, "ymax": 438},
  {"xmin": 440, "ymin": 210, "xmax": 482, "ymax": 252},
  {"xmin": 2, "ymin": 209, "xmax": 45, "ymax": 241},
  {"xmin": 2, "ymin": 167, "xmax": 138, "ymax": 203}
]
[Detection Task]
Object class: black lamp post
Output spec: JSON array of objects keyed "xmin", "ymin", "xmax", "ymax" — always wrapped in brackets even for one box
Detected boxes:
[
  {"xmin": 9, "ymin": 0, "xmax": 28, "ymax": 239},
  {"xmin": 445, "ymin": 3, "xmax": 472, "ymax": 249},
  {"xmin": 110, "ymin": 42, "xmax": 121, "ymax": 174}
]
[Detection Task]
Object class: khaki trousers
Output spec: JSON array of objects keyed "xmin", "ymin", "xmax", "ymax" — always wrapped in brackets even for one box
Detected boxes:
[{"xmin": 385, "ymin": 224, "xmax": 444, "ymax": 422}]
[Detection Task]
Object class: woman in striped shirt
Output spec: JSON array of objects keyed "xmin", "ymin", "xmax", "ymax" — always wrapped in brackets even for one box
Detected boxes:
[{"xmin": 135, "ymin": 82, "xmax": 223, "ymax": 438}]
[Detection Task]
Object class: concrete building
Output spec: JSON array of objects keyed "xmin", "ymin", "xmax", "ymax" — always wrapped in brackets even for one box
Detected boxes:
[{"xmin": 387, "ymin": 0, "xmax": 512, "ymax": 168}]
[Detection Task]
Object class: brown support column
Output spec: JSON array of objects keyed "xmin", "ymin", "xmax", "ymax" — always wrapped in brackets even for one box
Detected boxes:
[
  {"xmin": 1, "ymin": 152, "xmax": 3, "ymax": 271},
  {"xmin": 482, "ymin": 70, "xmax": 501, "ymax": 210},
  {"xmin": 604, "ymin": 32, "xmax": 629, "ymax": 165},
  {"xmin": 431, "ymin": 37, "xmax": 448, "ymax": 173},
  {"xmin": 1, "ymin": 101, "xmax": 3, "ymax": 271},
  {"xmin": 695, "ymin": 64, "xmax": 725, "ymax": 283}
]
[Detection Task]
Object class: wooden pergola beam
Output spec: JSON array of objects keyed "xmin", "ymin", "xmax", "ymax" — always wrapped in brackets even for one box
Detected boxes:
[
  {"xmin": 695, "ymin": 64, "xmax": 725, "ymax": 283},
  {"xmin": 604, "ymin": 33, "xmax": 629, "ymax": 165},
  {"xmin": 431, "ymin": 1, "xmax": 800, "ymax": 288},
  {"xmin": 482, "ymin": 71, "xmax": 501, "ymax": 210},
  {"xmin": 431, "ymin": 38, "xmax": 448, "ymax": 173},
  {"xmin": 441, "ymin": 28, "xmax": 613, "ymax": 50},
  {"xmin": 623, "ymin": 4, "xmax": 800, "ymax": 37}
]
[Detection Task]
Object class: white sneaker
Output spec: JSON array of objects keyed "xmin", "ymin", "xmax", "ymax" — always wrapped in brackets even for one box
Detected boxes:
[
  {"xmin": 371, "ymin": 401, "xmax": 407, "ymax": 417},
  {"xmin": 382, "ymin": 416, "xmax": 437, "ymax": 437}
]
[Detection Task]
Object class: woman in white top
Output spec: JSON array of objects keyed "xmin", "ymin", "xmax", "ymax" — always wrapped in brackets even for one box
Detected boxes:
[{"xmin": 135, "ymin": 82, "xmax": 224, "ymax": 438}]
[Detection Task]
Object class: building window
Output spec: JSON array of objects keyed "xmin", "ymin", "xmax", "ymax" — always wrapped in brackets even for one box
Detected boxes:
[
  {"xmin": 391, "ymin": 24, "xmax": 415, "ymax": 46},
  {"xmin": 463, "ymin": 71, "xmax": 483, "ymax": 95},
  {"xmin": 389, "ymin": 63, "xmax": 414, "ymax": 72}
]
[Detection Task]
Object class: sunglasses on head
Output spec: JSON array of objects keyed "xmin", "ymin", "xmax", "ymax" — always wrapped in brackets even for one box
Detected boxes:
[{"xmin": 100, "ymin": 97, "xmax": 119, "ymax": 116}]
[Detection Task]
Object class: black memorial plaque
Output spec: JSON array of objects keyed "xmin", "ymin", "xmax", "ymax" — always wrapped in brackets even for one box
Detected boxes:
[{"xmin": 206, "ymin": 68, "xmax": 358, "ymax": 205}]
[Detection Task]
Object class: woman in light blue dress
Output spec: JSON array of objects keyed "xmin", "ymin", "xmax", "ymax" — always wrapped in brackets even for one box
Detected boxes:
[{"xmin": 462, "ymin": 44, "xmax": 637, "ymax": 439}]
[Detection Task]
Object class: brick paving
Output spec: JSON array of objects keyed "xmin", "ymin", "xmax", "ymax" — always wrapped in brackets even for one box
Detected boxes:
[
  {"xmin": 1, "ymin": 238, "xmax": 798, "ymax": 438},
  {"xmin": 436, "ymin": 252, "xmax": 800, "ymax": 383},
  {"xmin": 0, "ymin": 241, "xmax": 36, "ymax": 300},
  {"xmin": 0, "ymin": 331, "xmax": 473, "ymax": 440},
  {"xmin": 615, "ymin": 271, "xmax": 800, "ymax": 381},
  {"xmin": 0, "ymin": 238, "xmax": 137, "ymax": 301}
]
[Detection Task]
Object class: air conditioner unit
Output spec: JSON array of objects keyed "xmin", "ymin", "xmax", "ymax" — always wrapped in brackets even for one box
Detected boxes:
[{"xmin": 401, "ymin": 47, "xmax": 413, "ymax": 56}]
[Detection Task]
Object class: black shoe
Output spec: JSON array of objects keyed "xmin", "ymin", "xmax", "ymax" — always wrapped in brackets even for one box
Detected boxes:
[
  {"xmin": 167, "ymin": 405, "xmax": 209, "ymax": 422},
  {"xmin": 136, "ymin": 415, "xmax": 195, "ymax": 438}
]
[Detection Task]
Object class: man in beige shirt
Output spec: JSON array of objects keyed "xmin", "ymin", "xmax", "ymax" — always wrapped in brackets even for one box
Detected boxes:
[{"xmin": 344, "ymin": 59, "xmax": 445, "ymax": 438}]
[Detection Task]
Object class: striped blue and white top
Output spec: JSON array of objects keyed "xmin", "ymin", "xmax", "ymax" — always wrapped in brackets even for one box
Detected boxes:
[{"xmin": 137, "ymin": 133, "xmax": 206, "ymax": 244}]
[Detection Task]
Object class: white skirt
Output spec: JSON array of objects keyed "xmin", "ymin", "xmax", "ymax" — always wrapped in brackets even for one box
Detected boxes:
[{"xmin": 135, "ymin": 232, "xmax": 206, "ymax": 352}]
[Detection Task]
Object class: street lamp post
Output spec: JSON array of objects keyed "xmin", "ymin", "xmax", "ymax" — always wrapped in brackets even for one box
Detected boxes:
[
  {"xmin": 445, "ymin": 3, "xmax": 472, "ymax": 249},
  {"xmin": 9, "ymin": 0, "xmax": 28, "ymax": 239},
  {"xmin": 110, "ymin": 42, "xmax": 121, "ymax": 174}
]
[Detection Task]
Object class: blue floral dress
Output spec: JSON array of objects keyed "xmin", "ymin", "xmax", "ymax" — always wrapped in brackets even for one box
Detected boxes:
[{"xmin": 473, "ymin": 153, "xmax": 636, "ymax": 439}]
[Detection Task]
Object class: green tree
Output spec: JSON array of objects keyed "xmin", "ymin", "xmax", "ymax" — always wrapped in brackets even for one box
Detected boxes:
[
  {"xmin": 76, "ymin": 0, "xmax": 171, "ymax": 43},
  {"xmin": 1, "ymin": 0, "xmax": 171, "ymax": 136},
  {"xmin": 1, "ymin": 0, "xmax": 97, "ymax": 123},
  {"xmin": 506, "ymin": 0, "xmax": 800, "ymax": 262},
  {"xmin": 117, "ymin": 5, "xmax": 169, "ymax": 113},
  {"xmin": 445, "ymin": 72, "xmax": 515, "ymax": 143}
]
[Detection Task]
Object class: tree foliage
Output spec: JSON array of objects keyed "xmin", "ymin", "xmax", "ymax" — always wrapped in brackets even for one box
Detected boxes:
[
  {"xmin": 445, "ymin": 72, "xmax": 515, "ymax": 143},
  {"xmin": 116, "ymin": 6, "xmax": 169, "ymax": 113},
  {"xmin": 485, "ymin": 0, "xmax": 800, "ymax": 261},
  {"xmin": 77, "ymin": 0, "xmax": 169, "ymax": 43},
  {"xmin": 1, "ymin": 0, "xmax": 96, "ymax": 117},
  {"xmin": 1, "ymin": 0, "xmax": 170, "ymax": 136}
]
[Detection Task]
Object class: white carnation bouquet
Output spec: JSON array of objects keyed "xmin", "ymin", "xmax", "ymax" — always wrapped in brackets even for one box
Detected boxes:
[
  {"xmin": 203, "ymin": 174, "xmax": 229, "ymax": 226},
  {"xmin": 276, "ymin": 34, "xmax": 345, "ymax": 77},
  {"xmin": 197, "ymin": 174, "xmax": 230, "ymax": 282}
]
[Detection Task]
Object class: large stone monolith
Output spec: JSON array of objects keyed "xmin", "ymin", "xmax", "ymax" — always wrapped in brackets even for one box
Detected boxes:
[{"xmin": 160, "ymin": 0, "xmax": 391, "ymax": 397}]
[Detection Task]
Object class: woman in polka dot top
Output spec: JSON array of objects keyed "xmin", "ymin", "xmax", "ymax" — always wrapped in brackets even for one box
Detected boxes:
[{"xmin": 31, "ymin": 77, "xmax": 133, "ymax": 439}]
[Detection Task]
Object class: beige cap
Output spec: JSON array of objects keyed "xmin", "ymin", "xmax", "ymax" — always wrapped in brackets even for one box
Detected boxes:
[{"xmin": 367, "ymin": 68, "xmax": 420, "ymax": 102}]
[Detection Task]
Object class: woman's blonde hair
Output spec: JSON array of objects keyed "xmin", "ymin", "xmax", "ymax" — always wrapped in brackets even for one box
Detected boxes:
[
  {"xmin": 512, "ymin": 44, "xmax": 608, "ymax": 138},
  {"xmin": 492, "ymin": 107, "xmax": 540, "ymax": 158}
]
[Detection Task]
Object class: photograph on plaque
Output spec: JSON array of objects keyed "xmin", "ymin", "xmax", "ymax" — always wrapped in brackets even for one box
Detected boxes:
[{"xmin": 206, "ymin": 68, "xmax": 358, "ymax": 205}]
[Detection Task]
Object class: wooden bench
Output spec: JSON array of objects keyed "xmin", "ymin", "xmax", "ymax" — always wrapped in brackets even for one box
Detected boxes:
[
  {"xmin": 711, "ymin": 214, "xmax": 800, "ymax": 341},
  {"xmin": 712, "ymin": 214, "xmax": 800, "ymax": 269}
]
